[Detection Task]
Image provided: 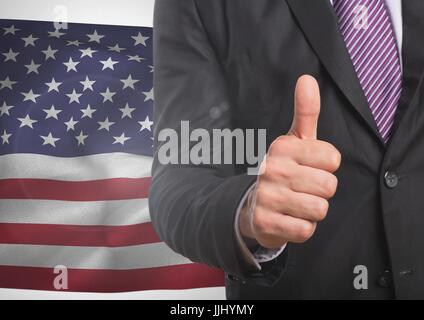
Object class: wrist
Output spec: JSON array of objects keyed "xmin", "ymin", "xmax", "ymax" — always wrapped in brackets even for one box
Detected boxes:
[{"xmin": 239, "ymin": 186, "xmax": 257, "ymax": 241}]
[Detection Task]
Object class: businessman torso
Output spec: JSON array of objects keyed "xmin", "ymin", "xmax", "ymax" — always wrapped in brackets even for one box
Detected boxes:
[{"xmin": 152, "ymin": 0, "xmax": 424, "ymax": 299}]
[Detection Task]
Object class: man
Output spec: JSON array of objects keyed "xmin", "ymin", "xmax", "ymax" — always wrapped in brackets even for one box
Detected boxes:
[{"xmin": 149, "ymin": 0, "xmax": 424, "ymax": 299}]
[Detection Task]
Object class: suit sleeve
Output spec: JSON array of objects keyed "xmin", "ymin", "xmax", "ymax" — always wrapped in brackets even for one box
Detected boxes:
[{"xmin": 149, "ymin": 0, "xmax": 288, "ymax": 282}]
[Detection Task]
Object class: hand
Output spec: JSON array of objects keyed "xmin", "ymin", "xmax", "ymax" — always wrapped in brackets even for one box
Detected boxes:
[{"xmin": 239, "ymin": 75, "xmax": 342, "ymax": 249}]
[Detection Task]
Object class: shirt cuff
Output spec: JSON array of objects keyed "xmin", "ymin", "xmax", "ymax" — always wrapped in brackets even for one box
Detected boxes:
[{"xmin": 234, "ymin": 182, "xmax": 286, "ymax": 271}]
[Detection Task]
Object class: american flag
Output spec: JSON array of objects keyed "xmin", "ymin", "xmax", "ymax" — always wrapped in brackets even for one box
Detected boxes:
[{"xmin": 0, "ymin": 19, "xmax": 224, "ymax": 293}]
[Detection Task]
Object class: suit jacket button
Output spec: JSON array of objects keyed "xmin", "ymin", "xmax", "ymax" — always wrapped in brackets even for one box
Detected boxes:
[
  {"xmin": 377, "ymin": 270, "xmax": 393, "ymax": 288},
  {"xmin": 384, "ymin": 171, "xmax": 398, "ymax": 189},
  {"xmin": 227, "ymin": 274, "xmax": 243, "ymax": 282},
  {"xmin": 399, "ymin": 269, "xmax": 414, "ymax": 278},
  {"xmin": 227, "ymin": 274, "xmax": 237, "ymax": 281}
]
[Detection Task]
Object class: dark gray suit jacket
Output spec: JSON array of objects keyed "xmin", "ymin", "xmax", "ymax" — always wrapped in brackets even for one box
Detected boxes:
[{"xmin": 149, "ymin": 0, "xmax": 424, "ymax": 299}]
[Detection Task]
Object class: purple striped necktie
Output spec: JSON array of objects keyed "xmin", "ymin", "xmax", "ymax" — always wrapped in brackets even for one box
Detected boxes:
[{"xmin": 334, "ymin": 0, "xmax": 403, "ymax": 142}]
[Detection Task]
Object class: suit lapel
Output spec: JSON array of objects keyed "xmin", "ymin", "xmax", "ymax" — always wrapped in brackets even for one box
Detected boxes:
[
  {"xmin": 388, "ymin": 0, "xmax": 424, "ymax": 146},
  {"xmin": 285, "ymin": 0, "xmax": 384, "ymax": 144}
]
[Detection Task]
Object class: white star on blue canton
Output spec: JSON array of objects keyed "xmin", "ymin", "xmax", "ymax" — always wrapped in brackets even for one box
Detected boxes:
[
  {"xmin": 87, "ymin": 30, "xmax": 104, "ymax": 43},
  {"xmin": 48, "ymin": 29, "xmax": 66, "ymax": 38},
  {"xmin": 1, "ymin": 130, "xmax": 12, "ymax": 145},
  {"xmin": 113, "ymin": 133, "xmax": 131, "ymax": 145},
  {"xmin": 98, "ymin": 117, "xmax": 115, "ymax": 131},
  {"xmin": 42, "ymin": 46, "xmax": 58, "ymax": 60},
  {"xmin": 24, "ymin": 60, "xmax": 41, "ymax": 74},
  {"xmin": 75, "ymin": 131, "xmax": 89, "ymax": 146},
  {"xmin": 45, "ymin": 78, "xmax": 62, "ymax": 93},
  {"xmin": 2, "ymin": 48, "xmax": 19, "ymax": 62},
  {"xmin": 119, "ymin": 103, "xmax": 136, "ymax": 119},
  {"xmin": 3, "ymin": 25, "xmax": 20, "ymax": 35},
  {"xmin": 0, "ymin": 76, "xmax": 18, "ymax": 90},
  {"xmin": 100, "ymin": 87, "xmax": 116, "ymax": 103},
  {"xmin": 18, "ymin": 114, "xmax": 38, "ymax": 128},
  {"xmin": 0, "ymin": 102, "xmax": 14, "ymax": 117},
  {"xmin": 143, "ymin": 88, "xmax": 154, "ymax": 102},
  {"xmin": 131, "ymin": 32, "xmax": 149, "ymax": 46},
  {"xmin": 21, "ymin": 89, "xmax": 41, "ymax": 103},
  {"xmin": 108, "ymin": 44, "xmax": 125, "ymax": 53},
  {"xmin": 40, "ymin": 132, "xmax": 60, "ymax": 147},
  {"xmin": 22, "ymin": 34, "xmax": 38, "ymax": 47},
  {"xmin": 100, "ymin": 57, "xmax": 119, "ymax": 71},
  {"xmin": 139, "ymin": 116, "xmax": 154, "ymax": 132},
  {"xmin": 63, "ymin": 57, "xmax": 80, "ymax": 72},
  {"xmin": 43, "ymin": 105, "xmax": 62, "ymax": 120},
  {"xmin": 64, "ymin": 117, "xmax": 79, "ymax": 132},
  {"xmin": 80, "ymin": 76, "xmax": 96, "ymax": 91},
  {"xmin": 79, "ymin": 47, "xmax": 98, "ymax": 58},
  {"xmin": 127, "ymin": 54, "xmax": 145, "ymax": 62},
  {"xmin": 66, "ymin": 89, "xmax": 83, "ymax": 104},
  {"xmin": 81, "ymin": 104, "xmax": 96, "ymax": 118},
  {"xmin": 121, "ymin": 74, "xmax": 140, "ymax": 90}
]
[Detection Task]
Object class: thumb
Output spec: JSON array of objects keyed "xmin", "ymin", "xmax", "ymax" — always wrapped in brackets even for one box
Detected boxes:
[{"xmin": 289, "ymin": 75, "xmax": 321, "ymax": 140}]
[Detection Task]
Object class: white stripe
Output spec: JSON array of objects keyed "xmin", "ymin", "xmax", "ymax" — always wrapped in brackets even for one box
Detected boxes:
[
  {"xmin": 336, "ymin": 1, "xmax": 358, "ymax": 31},
  {"xmin": 367, "ymin": 62, "xmax": 398, "ymax": 108},
  {"xmin": 372, "ymin": 71, "xmax": 401, "ymax": 118},
  {"xmin": 380, "ymin": 107, "xmax": 398, "ymax": 139},
  {"xmin": 362, "ymin": 46, "xmax": 397, "ymax": 92},
  {"xmin": 378, "ymin": 103, "xmax": 398, "ymax": 132},
  {"xmin": 355, "ymin": 26, "xmax": 393, "ymax": 79},
  {"xmin": 344, "ymin": 4, "xmax": 385, "ymax": 53},
  {"xmin": 0, "ymin": 199, "xmax": 150, "ymax": 226},
  {"xmin": 354, "ymin": 26, "xmax": 392, "ymax": 78},
  {"xmin": 0, "ymin": 243, "xmax": 191, "ymax": 270},
  {"xmin": 349, "ymin": 11, "xmax": 387, "ymax": 60},
  {"xmin": 0, "ymin": 287, "xmax": 226, "ymax": 300},
  {"xmin": 0, "ymin": 0, "xmax": 155, "ymax": 27},
  {"xmin": 0, "ymin": 153, "xmax": 152, "ymax": 181}
]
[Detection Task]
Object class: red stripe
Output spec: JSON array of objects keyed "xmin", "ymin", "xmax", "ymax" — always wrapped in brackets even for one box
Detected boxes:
[
  {"xmin": 0, "ymin": 178, "xmax": 151, "ymax": 201},
  {"xmin": 0, "ymin": 222, "xmax": 161, "ymax": 247},
  {"xmin": 0, "ymin": 264, "xmax": 225, "ymax": 292}
]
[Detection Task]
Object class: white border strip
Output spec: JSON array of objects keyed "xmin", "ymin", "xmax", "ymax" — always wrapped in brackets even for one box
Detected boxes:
[{"xmin": 0, "ymin": 0, "xmax": 155, "ymax": 27}]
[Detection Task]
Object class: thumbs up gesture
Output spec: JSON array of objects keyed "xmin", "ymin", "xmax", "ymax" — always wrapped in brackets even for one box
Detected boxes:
[{"xmin": 239, "ymin": 75, "xmax": 342, "ymax": 249}]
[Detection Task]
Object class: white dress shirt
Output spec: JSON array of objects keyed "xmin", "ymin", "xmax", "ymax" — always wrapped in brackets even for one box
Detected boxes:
[{"xmin": 236, "ymin": 0, "xmax": 403, "ymax": 270}]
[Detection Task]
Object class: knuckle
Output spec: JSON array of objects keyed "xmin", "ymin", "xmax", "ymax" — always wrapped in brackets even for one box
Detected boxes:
[
  {"xmin": 296, "ymin": 222, "xmax": 316, "ymax": 243},
  {"xmin": 270, "ymin": 135, "xmax": 296, "ymax": 156},
  {"xmin": 276, "ymin": 160, "xmax": 295, "ymax": 181},
  {"xmin": 275, "ymin": 189, "xmax": 289, "ymax": 207},
  {"xmin": 328, "ymin": 146, "xmax": 342, "ymax": 171},
  {"xmin": 263, "ymin": 159, "xmax": 278, "ymax": 176},
  {"xmin": 252, "ymin": 210, "xmax": 269, "ymax": 235},
  {"xmin": 314, "ymin": 198, "xmax": 329, "ymax": 221},
  {"xmin": 296, "ymin": 221, "xmax": 315, "ymax": 243},
  {"xmin": 255, "ymin": 187, "xmax": 269, "ymax": 205},
  {"xmin": 259, "ymin": 160, "xmax": 274, "ymax": 179},
  {"xmin": 263, "ymin": 158, "xmax": 295, "ymax": 182},
  {"xmin": 323, "ymin": 175, "xmax": 338, "ymax": 198}
]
